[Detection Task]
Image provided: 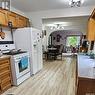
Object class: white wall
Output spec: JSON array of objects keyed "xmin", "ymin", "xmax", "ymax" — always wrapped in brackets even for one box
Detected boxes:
[
  {"xmin": 0, "ymin": 28, "xmax": 12, "ymax": 41},
  {"xmin": 11, "ymin": 7, "xmax": 28, "ymax": 17},
  {"xmin": 26, "ymin": 5, "xmax": 95, "ymax": 30}
]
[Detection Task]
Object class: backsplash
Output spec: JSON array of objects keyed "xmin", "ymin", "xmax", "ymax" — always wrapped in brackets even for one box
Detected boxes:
[
  {"xmin": 0, "ymin": 27, "xmax": 15, "ymax": 51},
  {"xmin": 0, "ymin": 28, "xmax": 13, "ymax": 41}
]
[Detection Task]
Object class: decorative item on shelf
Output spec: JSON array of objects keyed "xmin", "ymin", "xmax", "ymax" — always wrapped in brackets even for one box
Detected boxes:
[{"xmin": 0, "ymin": 0, "xmax": 11, "ymax": 10}]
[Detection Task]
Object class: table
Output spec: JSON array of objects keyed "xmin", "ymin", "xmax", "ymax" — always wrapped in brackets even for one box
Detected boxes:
[{"xmin": 45, "ymin": 48, "xmax": 58, "ymax": 60}]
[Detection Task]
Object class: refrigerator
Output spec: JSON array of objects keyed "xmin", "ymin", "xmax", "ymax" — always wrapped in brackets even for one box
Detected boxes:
[{"xmin": 13, "ymin": 27, "xmax": 43, "ymax": 75}]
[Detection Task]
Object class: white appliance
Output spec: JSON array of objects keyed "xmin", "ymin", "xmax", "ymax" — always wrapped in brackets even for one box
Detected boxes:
[
  {"xmin": 0, "ymin": 44, "xmax": 31, "ymax": 86},
  {"xmin": 10, "ymin": 52, "xmax": 30, "ymax": 86},
  {"xmin": 14, "ymin": 27, "xmax": 43, "ymax": 75}
]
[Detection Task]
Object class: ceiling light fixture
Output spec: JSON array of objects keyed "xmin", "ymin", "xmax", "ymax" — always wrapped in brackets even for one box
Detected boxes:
[
  {"xmin": 69, "ymin": 0, "xmax": 81, "ymax": 7},
  {"xmin": 48, "ymin": 24, "xmax": 64, "ymax": 30}
]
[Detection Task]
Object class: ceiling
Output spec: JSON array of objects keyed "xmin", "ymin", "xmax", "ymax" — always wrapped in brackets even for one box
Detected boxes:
[
  {"xmin": 43, "ymin": 16, "xmax": 89, "ymax": 25},
  {"xmin": 11, "ymin": 0, "xmax": 95, "ymax": 12},
  {"xmin": 43, "ymin": 16, "xmax": 89, "ymax": 33}
]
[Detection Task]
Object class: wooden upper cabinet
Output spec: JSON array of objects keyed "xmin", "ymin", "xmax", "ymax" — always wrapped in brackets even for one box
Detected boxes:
[
  {"xmin": 18, "ymin": 15, "xmax": 29, "ymax": 28},
  {"xmin": 0, "ymin": 9, "xmax": 8, "ymax": 26},
  {"xmin": 7, "ymin": 12, "xmax": 18, "ymax": 28},
  {"xmin": 90, "ymin": 8, "xmax": 95, "ymax": 19},
  {"xmin": 87, "ymin": 8, "xmax": 95, "ymax": 41},
  {"xmin": 25, "ymin": 18, "xmax": 30, "ymax": 27},
  {"xmin": 87, "ymin": 18, "xmax": 95, "ymax": 41},
  {"xmin": 0, "ymin": 9, "xmax": 30, "ymax": 28},
  {"xmin": 18, "ymin": 16, "xmax": 26, "ymax": 28}
]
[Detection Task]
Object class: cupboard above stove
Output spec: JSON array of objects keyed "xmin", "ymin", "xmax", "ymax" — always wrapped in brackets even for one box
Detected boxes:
[{"xmin": 0, "ymin": 8, "xmax": 30, "ymax": 28}]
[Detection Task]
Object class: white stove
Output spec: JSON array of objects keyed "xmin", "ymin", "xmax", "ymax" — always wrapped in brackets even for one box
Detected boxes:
[
  {"xmin": 0, "ymin": 44, "xmax": 31, "ymax": 86},
  {"xmin": 10, "ymin": 52, "xmax": 31, "ymax": 86}
]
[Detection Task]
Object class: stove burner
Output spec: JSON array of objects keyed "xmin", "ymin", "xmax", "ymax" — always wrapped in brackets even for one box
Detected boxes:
[{"xmin": 3, "ymin": 51, "xmax": 27, "ymax": 55}]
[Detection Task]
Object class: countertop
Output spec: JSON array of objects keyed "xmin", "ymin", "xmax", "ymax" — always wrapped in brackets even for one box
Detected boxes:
[
  {"xmin": 0, "ymin": 55, "xmax": 11, "ymax": 61},
  {"xmin": 78, "ymin": 54, "xmax": 95, "ymax": 79}
]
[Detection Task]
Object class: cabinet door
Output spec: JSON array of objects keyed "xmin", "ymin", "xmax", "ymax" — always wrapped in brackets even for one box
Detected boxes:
[
  {"xmin": 0, "ymin": 10, "xmax": 7, "ymax": 26},
  {"xmin": 23, "ymin": 18, "xmax": 28, "ymax": 27},
  {"xmin": 18, "ymin": 16, "xmax": 26, "ymax": 28},
  {"xmin": 0, "ymin": 58, "xmax": 12, "ymax": 92},
  {"xmin": 8, "ymin": 12, "xmax": 18, "ymax": 28},
  {"xmin": 87, "ymin": 18, "xmax": 95, "ymax": 41}
]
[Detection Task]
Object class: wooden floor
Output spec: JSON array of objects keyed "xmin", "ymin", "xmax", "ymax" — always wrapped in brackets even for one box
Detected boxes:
[{"xmin": 2, "ymin": 57, "xmax": 76, "ymax": 95}]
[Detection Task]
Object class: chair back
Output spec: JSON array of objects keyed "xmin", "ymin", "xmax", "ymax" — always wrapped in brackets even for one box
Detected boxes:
[{"xmin": 59, "ymin": 45, "xmax": 63, "ymax": 53}]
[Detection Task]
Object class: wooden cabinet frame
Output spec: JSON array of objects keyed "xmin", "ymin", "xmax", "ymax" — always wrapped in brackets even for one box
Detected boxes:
[
  {"xmin": 0, "ymin": 9, "xmax": 30, "ymax": 28},
  {"xmin": 87, "ymin": 8, "xmax": 95, "ymax": 41},
  {"xmin": 0, "ymin": 9, "xmax": 8, "ymax": 26},
  {"xmin": 87, "ymin": 18, "xmax": 95, "ymax": 41},
  {"xmin": 7, "ymin": 12, "xmax": 18, "ymax": 28}
]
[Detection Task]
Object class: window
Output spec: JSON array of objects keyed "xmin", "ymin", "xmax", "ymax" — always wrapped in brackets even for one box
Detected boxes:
[{"xmin": 66, "ymin": 36, "xmax": 80, "ymax": 47}]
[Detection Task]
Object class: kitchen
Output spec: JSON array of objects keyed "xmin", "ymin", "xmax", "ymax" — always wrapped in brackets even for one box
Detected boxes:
[{"xmin": 0, "ymin": 0, "xmax": 95, "ymax": 95}]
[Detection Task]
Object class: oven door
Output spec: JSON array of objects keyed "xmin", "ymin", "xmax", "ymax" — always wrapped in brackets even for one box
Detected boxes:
[{"xmin": 15, "ymin": 56, "xmax": 30, "ymax": 78}]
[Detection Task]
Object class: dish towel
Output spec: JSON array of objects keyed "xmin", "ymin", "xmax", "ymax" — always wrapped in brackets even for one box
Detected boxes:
[{"xmin": 20, "ymin": 56, "xmax": 29, "ymax": 69}]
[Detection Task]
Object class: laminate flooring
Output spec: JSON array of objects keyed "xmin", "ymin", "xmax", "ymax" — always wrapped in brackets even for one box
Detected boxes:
[{"xmin": 2, "ymin": 57, "xmax": 76, "ymax": 95}]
